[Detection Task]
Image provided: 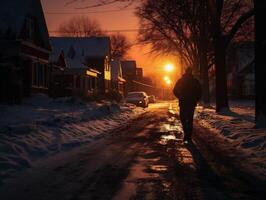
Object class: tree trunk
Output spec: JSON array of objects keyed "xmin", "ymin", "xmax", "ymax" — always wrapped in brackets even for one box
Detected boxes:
[
  {"xmin": 215, "ymin": 39, "xmax": 229, "ymax": 112},
  {"xmin": 199, "ymin": 0, "xmax": 210, "ymax": 105},
  {"xmin": 199, "ymin": 42, "xmax": 210, "ymax": 105},
  {"xmin": 200, "ymin": 59, "xmax": 210, "ymax": 104},
  {"xmin": 254, "ymin": 0, "xmax": 266, "ymax": 127}
]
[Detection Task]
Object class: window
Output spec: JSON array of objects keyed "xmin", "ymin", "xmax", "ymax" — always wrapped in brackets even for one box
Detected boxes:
[
  {"xmin": 32, "ymin": 63, "xmax": 48, "ymax": 88},
  {"xmin": 25, "ymin": 17, "xmax": 35, "ymax": 40},
  {"xmin": 104, "ymin": 57, "xmax": 110, "ymax": 71}
]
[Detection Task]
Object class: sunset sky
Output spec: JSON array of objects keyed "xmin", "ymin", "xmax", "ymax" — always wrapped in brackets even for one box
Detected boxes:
[{"xmin": 41, "ymin": 0, "xmax": 180, "ymax": 79}]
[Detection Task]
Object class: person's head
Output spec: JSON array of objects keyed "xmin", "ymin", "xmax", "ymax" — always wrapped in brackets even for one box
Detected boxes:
[{"xmin": 185, "ymin": 67, "xmax": 193, "ymax": 76}]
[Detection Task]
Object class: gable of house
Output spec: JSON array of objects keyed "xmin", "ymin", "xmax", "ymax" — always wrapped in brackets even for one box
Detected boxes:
[
  {"xmin": 0, "ymin": 0, "xmax": 50, "ymax": 50},
  {"xmin": 50, "ymin": 37, "xmax": 111, "ymax": 70}
]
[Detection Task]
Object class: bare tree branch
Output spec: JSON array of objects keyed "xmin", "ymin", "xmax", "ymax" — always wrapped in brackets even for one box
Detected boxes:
[
  {"xmin": 58, "ymin": 16, "xmax": 104, "ymax": 37},
  {"xmin": 225, "ymin": 9, "xmax": 254, "ymax": 44}
]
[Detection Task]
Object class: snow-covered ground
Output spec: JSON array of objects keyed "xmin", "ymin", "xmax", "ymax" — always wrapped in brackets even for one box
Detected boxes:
[
  {"xmin": 195, "ymin": 100, "xmax": 266, "ymax": 179},
  {"xmin": 0, "ymin": 94, "xmax": 145, "ymax": 180}
]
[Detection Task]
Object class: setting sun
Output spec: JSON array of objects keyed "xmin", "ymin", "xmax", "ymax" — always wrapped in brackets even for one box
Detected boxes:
[
  {"xmin": 164, "ymin": 76, "xmax": 170, "ymax": 81},
  {"xmin": 166, "ymin": 79, "xmax": 172, "ymax": 85},
  {"xmin": 164, "ymin": 63, "xmax": 175, "ymax": 72}
]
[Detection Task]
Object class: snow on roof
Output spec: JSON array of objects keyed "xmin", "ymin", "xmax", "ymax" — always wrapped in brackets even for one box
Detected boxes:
[
  {"xmin": 0, "ymin": 0, "xmax": 50, "ymax": 49},
  {"xmin": 50, "ymin": 37, "xmax": 111, "ymax": 69}
]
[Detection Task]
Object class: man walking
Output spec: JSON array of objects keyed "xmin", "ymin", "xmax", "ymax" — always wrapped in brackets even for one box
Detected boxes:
[{"xmin": 173, "ymin": 67, "xmax": 202, "ymax": 142}]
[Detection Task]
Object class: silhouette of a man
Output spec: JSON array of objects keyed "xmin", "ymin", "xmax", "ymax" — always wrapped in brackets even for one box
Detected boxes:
[{"xmin": 173, "ymin": 67, "xmax": 201, "ymax": 142}]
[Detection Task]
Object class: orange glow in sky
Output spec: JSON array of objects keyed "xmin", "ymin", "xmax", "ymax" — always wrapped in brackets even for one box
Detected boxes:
[{"xmin": 41, "ymin": 0, "xmax": 180, "ymax": 78}]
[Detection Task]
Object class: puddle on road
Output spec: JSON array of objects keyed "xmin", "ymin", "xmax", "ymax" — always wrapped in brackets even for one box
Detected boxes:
[
  {"xmin": 113, "ymin": 158, "xmax": 160, "ymax": 200},
  {"xmin": 176, "ymin": 147, "xmax": 196, "ymax": 170},
  {"xmin": 159, "ymin": 117, "xmax": 183, "ymax": 134},
  {"xmin": 158, "ymin": 114, "xmax": 184, "ymax": 146},
  {"xmin": 161, "ymin": 135, "xmax": 176, "ymax": 140},
  {"xmin": 159, "ymin": 134, "xmax": 183, "ymax": 145},
  {"xmin": 150, "ymin": 165, "xmax": 168, "ymax": 172},
  {"xmin": 162, "ymin": 181, "xmax": 171, "ymax": 193}
]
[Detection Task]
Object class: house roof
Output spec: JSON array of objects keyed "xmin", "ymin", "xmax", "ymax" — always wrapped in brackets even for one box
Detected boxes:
[
  {"xmin": 50, "ymin": 37, "xmax": 111, "ymax": 69},
  {"xmin": 0, "ymin": 0, "xmax": 50, "ymax": 49}
]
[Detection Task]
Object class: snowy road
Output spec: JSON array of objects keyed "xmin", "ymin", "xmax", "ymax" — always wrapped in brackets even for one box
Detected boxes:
[{"xmin": 0, "ymin": 102, "xmax": 264, "ymax": 200}]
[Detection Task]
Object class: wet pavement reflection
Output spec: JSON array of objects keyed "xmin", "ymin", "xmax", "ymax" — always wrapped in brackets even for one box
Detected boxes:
[
  {"xmin": 1, "ymin": 102, "xmax": 262, "ymax": 200},
  {"xmin": 114, "ymin": 102, "xmax": 199, "ymax": 199}
]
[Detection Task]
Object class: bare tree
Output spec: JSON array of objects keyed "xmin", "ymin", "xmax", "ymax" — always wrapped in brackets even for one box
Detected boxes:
[
  {"xmin": 67, "ymin": 0, "xmax": 254, "ymax": 111},
  {"xmin": 58, "ymin": 16, "xmax": 104, "ymax": 37},
  {"xmin": 207, "ymin": 0, "xmax": 254, "ymax": 112},
  {"xmin": 137, "ymin": 0, "xmax": 212, "ymax": 104},
  {"xmin": 111, "ymin": 33, "xmax": 131, "ymax": 58},
  {"xmin": 58, "ymin": 16, "xmax": 131, "ymax": 58},
  {"xmin": 65, "ymin": 0, "xmax": 135, "ymax": 8},
  {"xmin": 137, "ymin": 0, "xmax": 198, "ymax": 67}
]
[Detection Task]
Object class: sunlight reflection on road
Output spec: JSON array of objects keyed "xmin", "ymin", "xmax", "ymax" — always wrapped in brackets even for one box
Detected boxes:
[
  {"xmin": 114, "ymin": 101, "xmax": 197, "ymax": 200},
  {"xmin": 159, "ymin": 135, "xmax": 177, "ymax": 145},
  {"xmin": 160, "ymin": 102, "xmax": 196, "ymax": 169},
  {"xmin": 150, "ymin": 165, "xmax": 168, "ymax": 172}
]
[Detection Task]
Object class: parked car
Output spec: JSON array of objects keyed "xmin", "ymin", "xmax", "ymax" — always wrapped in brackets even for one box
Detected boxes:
[
  {"xmin": 126, "ymin": 92, "xmax": 149, "ymax": 107},
  {"xmin": 148, "ymin": 95, "xmax": 156, "ymax": 103}
]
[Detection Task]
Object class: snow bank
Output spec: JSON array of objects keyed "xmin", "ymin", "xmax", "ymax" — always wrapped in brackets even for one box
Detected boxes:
[
  {"xmin": 196, "ymin": 100, "xmax": 266, "ymax": 177},
  {"xmin": 0, "ymin": 94, "xmax": 145, "ymax": 179}
]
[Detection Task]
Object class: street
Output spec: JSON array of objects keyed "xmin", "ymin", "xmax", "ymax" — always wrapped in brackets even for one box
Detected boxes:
[{"xmin": 0, "ymin": 102, "xmax": 264, "ymax": 200}]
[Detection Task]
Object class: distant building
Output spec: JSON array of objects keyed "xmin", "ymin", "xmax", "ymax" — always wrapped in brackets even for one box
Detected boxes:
[
  {"xmin": 121, "ymin": 60, "xmax": 137, "ymax": 93},
  {"xmin": 111, "ymin": 58, "xmax": 126, "ymax": 95},
  {"xmin": 227, "ymin": 42, "xmax": 254, "ymax": 98},
  {"xmin": 50, "ymin": 37, "xmax": 111, "ymax": 97},
  {"xmin": 136, "ymin": 68, "xmax": 143, "ymax": 81},
  {"xmin": 0, "ymin": 0, "xmax": 51, "ymax": 102},
  {"xmin": 49, "ymin": 48, "xmax": 100, "ymax": 98}
]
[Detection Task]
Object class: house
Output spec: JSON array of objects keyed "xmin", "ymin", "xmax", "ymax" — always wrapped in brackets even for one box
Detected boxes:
[
  {"xmin": 121, "ymin": 60, "xmax": 137, "ymax": 93},
  {"xmin": 111, "ymin": 58, "xmax": 126, "ymax": 95},
  {"xmin": 238, "ymin": 60, "xmax": 255, "ymax": 97},
  {"xmin": 49, "ymin": 50, "xmax": 67, "ymax": 97},
  {"xmin": 49, "ymin": 38, "xmax": 102, "ymax": 98},
  {"xmin": 136, "ymin": 68, "xmax": 143, "ymax": 81},
  {"xmin": 50, "ymin": 37, "xmax": 111, "ymax": 96},
  {"xmin": 121, "ymin": 60, "xmax": 137, "ymax": 80},
  {"xmin": 0, "ymin": 0, "xmax": 51, "ymax": 103},
  {"xmin": 227, "ymin": 42, "xmax": 254, "ymax": 98}
]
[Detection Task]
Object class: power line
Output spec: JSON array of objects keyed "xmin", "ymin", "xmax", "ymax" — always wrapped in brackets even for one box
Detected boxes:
[
  {"xmin": 45, "ymin": 8, "xmax": 134, "ymax": 15},
  {"xmin": 49, "ymin": 29, "xmax": 141, "ymax": 33}
]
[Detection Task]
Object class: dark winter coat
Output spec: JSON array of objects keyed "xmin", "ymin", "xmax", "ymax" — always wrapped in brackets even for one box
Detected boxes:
[{"xmin": 173, "ymin": 73, "xmax": 202, "ymax": 107}]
